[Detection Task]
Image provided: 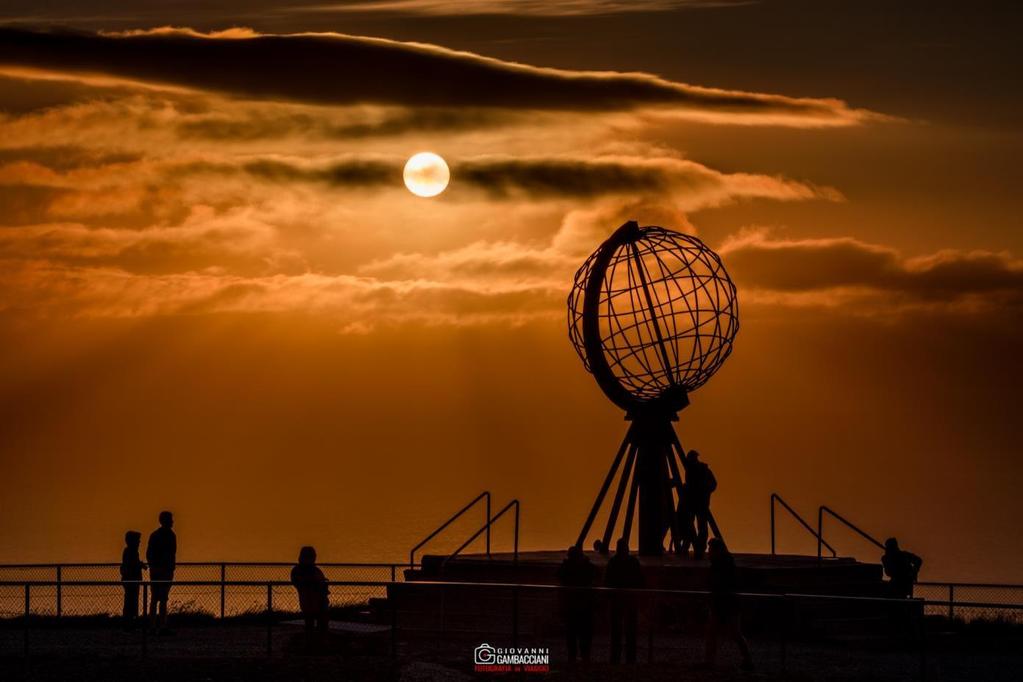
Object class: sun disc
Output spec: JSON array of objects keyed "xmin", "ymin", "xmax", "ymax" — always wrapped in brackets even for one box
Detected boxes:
[{"xmin": 403, "ymin": 152, "xmax": 450, "ymax": 197}]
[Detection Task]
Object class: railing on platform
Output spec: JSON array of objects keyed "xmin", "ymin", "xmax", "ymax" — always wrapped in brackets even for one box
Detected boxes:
[
  {"xmin": 817, "ymin": 505, "xmax": 885, "ymax": 562},
  {"xmin": 770, "ymin": 493, "xmax": 837, "ymax": 557},
  {"xmin": 409, "ymin": 491, "xmax": 491, "ymax": 568},
  {"xmin": 442, "ymin": 499, "xmax": 520, "ymax": 568}
]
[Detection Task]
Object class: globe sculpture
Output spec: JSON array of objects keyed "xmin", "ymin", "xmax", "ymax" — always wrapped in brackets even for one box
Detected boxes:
[{"xmin": 568, "ymin": 221, "xmax": 739, "ymax": 555}]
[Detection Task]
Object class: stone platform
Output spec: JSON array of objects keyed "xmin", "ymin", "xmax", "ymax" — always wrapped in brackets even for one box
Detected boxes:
[{"xmin": 411, "ymin": 550, "xmax": 885, "ymax": 597}]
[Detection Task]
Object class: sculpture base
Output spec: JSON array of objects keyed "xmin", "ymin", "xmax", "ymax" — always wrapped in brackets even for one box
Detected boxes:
[{"xmin": 412, "ymin": 550, "xmax": 883, "ymax": 595}]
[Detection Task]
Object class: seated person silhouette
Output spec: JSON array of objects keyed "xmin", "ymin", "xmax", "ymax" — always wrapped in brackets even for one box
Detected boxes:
[
  {"xmin": 704, "ymin": 538, "xmax": 753, "ymax": 671},
  {"xmin": 120, "ymin": 530, "xmax": 146, "ymax": 631},
  {"xmin": 291, "ymin": 546, "xmax": 330, "ymax": 635},
  {"xmin": 146, "ymin": 510, "xmax": 176, "ymax": 635},
  {"xmin": 605, "ymin": 539, "xmax": 644, "ymax": 664},
  {"xmin": 557, "ymin": 545, "xmax": 596, "ymax": 663},
  {"xmin": 882, "ymin": 537, "xmax": 923, "ymax": 598},
  {"xmin": 682, "ymin": 450, "xmax": 717, "ymax": 559}
]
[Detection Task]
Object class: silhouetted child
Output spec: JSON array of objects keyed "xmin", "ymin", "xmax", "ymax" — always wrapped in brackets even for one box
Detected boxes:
[
  {"xmin": 291, "ymin": 546, "xmax": 329, "ymax": 636},
  {"xmin": 556, "ymin": 545, "xmax": 596, "ymax": 663},
  {"xmin": 882, "ymin": 537, "xmax": 923, "ymax": 598},
  {"xmin": 704, "ymin": 538, "xmax": 753, "ymax": 671},
  {"xmin": 120, "ymin": 531, "xmax": 146, "ymax": 630},
  {"xmin": 605, "ymin": 538, "xmax": 644, "ymax": 664}
]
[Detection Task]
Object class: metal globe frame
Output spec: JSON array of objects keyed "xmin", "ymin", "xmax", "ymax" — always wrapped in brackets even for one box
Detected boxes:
[{"xmin": 568, "ymin": 221, "xmax": 739, "ymax": 555}]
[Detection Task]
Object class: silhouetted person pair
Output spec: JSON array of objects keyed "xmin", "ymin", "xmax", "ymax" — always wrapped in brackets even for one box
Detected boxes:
[
  {"xmin": 291, "ymin": 546, "xmax": 330, "ymax": 637},
  {"xmin": 119, "ymin": 531, "xmax": 146, "ymax": 630},
  {"xmin": 882, "ymin": 537, "xmax": 923, "ymax": 598},
  {"xmin": 146, "ymin": 510, "xmax": 177, "ymax": 634},
  {"xmin": 704, "ymin": 538, "xmax": 753, "ymax": 671},
  {"xmin": 676, "ymin": 449, "xmax": 717, "ymax": 559},
  {"xmin": 557, "ymin": 545, "xmax": 596, "ymax": 662},
  {"xmin": 605, "ymin": 538, "xmax": 644, "ymax": 664}
]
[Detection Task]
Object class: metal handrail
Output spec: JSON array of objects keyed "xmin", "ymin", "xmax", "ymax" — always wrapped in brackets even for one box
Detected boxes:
[
  {"xmin": 770, "ymin": 493, "xmax": 837, "ymax": 557},
  {"xmin": 0, "ymin": 561, "xmax": 404, "ymax": 569},
  {"xmin": 409, "ymin": 491, "xmax": 491, "ymax": 568},
  {"xmin": 817, "ymin": 504, "xmax": 884, "ymax": 561},
  {"xmin": 442, "ymin": 499, "xmax": 519, "ymax": 568}
]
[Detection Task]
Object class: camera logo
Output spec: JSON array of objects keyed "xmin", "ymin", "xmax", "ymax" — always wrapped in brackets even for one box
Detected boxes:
[{"xmin": 474, "ymin": 643, "xmax": 496, "ymax": 665}]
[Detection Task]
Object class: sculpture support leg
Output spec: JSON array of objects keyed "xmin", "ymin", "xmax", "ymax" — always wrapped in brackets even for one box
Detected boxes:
[
  {"xmin": 602, "ymin": 444, "xmax": 638, "ymax": 553},
  {"xmin": 576, "ymin": 425, "xmax": 634, "ymax": 550}
]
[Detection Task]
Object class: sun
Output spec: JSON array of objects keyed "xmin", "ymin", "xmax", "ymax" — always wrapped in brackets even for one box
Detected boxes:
[{"xmin": 403, "ymin": 152, "xmax": 450, "ymax": 197}]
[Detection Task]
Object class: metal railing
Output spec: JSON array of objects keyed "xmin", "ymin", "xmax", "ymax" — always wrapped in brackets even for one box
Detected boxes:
[
  {"xmin": 409, "ymin": 491, "xmax": 491, "ymax": 568},
  {"xmin": 4, "ymin": 577, "xmax": 1023, "ymax": 678},
  {"xmin": 0, "ymin": 562, "xmax": 404, "ymax": 619},
  {"xmin": 769, "ymin": 493, "xmax": 836, "ymax": 557},
  {"xmin": 442, "ymin": 499, "xmax": 520, "ymax": 568},
  {"xmin": 817, "ymin": 504, "xmax": 885, "ymax": 561}
]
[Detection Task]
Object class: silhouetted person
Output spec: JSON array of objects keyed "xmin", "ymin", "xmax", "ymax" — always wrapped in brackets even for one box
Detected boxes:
[
  {"xmin": 672, "ymin": 481, "xmax": 696, "ymax": 556},
  {"xmin": 291, "ymin": 546, "xmax": 330, "ymax": 636},
  {"xmin": 683, "ymin": 450, "xmax": 717, "ymax": 559},
  {"xmin": 146, "ymin": 510, "xmax": 176, "ymax": 634},
  {"xmin": 882, "ymin": 537, "xmax": 923, "ymax": 598},
  {"xmin": 120, "ymin": 531, "xmax": 146, "ymax": 631},
  {"xmin": 556, "ymin": 545, "xmax": 596, "ymax": 663},
  {"xmin": 704, "ymin": 538, "xmax": 753, "ymax": 671},
  {"xmin": 605, "ymin": 538, "xmax": 644, "ymax": 664}
]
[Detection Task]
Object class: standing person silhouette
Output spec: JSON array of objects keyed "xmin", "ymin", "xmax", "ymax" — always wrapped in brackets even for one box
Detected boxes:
[
  {"xmin": 291, "ymin": 546, "xmax": 330, "ymax": 637},
  {"xmin": 704, "ymin": 538, "xmax": 753, "ymax": 671},
  {"xmin": 605, "ymin": 538, "xmax": 644, "ymax": 664},
  {"xmin": 556, "ymin": 545, "xmax": 596, "ymax": 663},
  {"xmin": 119, "ymin": 531, "xmax": 146, "ymax": 631},
  {"xmin": 683, "ymin": 450, "xmax": 717, "ymax": 559},
  {"xmin": 146, "ymin": 511, "xmax": 176, "ymax": 635},
  {"xmin": 882, "ymin": 538, "xmax": 923, "ymax": 598},
  {"xmin": 673, "ymin": 481, "xmax": 696, "ymax": 556}
]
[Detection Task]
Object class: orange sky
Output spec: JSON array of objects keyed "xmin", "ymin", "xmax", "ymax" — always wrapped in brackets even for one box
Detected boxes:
[{"xmin": 0, "ymin": 2, "xmax": 1020, "ymax": 582}]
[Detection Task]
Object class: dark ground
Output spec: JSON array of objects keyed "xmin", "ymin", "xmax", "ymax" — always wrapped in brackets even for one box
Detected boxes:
[{"xmin": 2, "ymin": 626, "xmax": 1022, "ymax": 681}]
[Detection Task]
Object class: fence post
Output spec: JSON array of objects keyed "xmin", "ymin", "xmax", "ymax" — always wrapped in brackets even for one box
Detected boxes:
[
  {"xmin": 390, "ymin": 565, "xmax": 396, "ymax": 583},
  {"xmin": 23, "ymin": 583, "xmax": 30, "ymax": 658},
  {"xmin": 142, "ymin": 582, "xmax": 148, "ymax": 658},
  {"xmin": 948, "ymin": 584, "xmax": 954, "ymax": 621},
  {"xmin": 266, "ymin": 584, "xmax": 273, "ymax": 657},
  {"xmin": 918, "ymin": 602, "xmax": 926, "ymax": 682},
  {"xmin": 647, "ymin": 592, "xmax": 654, "ymax": 663},
  {"xmin": 780, "ymin": 596, "xmax": 789, "ymax": 674},
  {"xmin": 390, "ymin": 593, "xmax": 397, "ymax": 659},
  {"xmin": 220, "ymin": 563, "xmax": 226, "ymax": 620},
  {"xmin": 512, "ymin": 585, "xmax": 519, "ymax": 649},
  {"xmin": 56, "ymin": 565, "xmax": 62, "ymax": 619}
]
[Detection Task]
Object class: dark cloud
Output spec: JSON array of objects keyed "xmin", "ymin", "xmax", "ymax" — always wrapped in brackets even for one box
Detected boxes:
[
  {"xmin": 241, "ymin": 159, "xmax": 399, "ymax": 186},
  {"xmin": 176, "ymin": 107, "xmax": 512, "ymax": 141},
  {"xmin": 0, "ymin": 146, "xmax": 141, "ymax": 171},
  {"xmin": 456, "ymin": 157, "xmax": 669, "ymax": 197},
  {"xmin": 722, "ymin": 232, "xmax": 1023, "ymax": 303},
  {"xmin": 176, "ymin": 155, "xmax": 826, "ymax": 204},
  {"xmin": 0, "ymin": 28, "xmax": 864, "ymax": 122}
]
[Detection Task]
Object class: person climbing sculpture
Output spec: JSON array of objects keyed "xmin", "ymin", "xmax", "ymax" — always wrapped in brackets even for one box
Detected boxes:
[{"xmin": 682, "ymin": 450, "xmax": 717, "ymax": 559}]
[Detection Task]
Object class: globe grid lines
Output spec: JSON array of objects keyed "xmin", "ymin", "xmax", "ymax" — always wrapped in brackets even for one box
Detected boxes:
[{"xmin": 568, "ymin": 225, "xmax": 739, "ymax": 405}]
